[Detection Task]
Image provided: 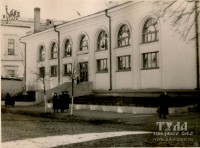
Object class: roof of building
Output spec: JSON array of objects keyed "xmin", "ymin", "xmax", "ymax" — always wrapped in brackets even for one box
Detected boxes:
[
  {"xmin": 21, "ymin": 1, "xmax": 140, "ymax": 39},
  {"xmin": 1, "ymin": 17, "xmax": 66, "ymax": 30}
]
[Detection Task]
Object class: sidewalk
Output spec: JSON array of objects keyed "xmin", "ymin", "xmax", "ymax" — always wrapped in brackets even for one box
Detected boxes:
[
  {"xmin": 1, "ymin": 104, "xmax": 157, "ymax": 125},
  {"xmin": 2, "ymin": 104, "xmax": 200, "ymax": 147},
  {"xmin": 2, "ymin": 103, "xmax": 199, "ymax": 125}
]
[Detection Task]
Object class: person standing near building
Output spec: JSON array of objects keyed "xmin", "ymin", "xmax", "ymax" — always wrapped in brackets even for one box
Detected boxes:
[
  {"xmin": 64, "ymin": 91, "xmax": 70, "ymax": 111},
  {"xmin": 52, "ymin": 93, "xmax": 59, "ymax": 113},
  {"xmin": 5, "ymin": 93, "xmax": 11, "ymax": 108},
  {"xmin": 11, "ymin": 95, "xmax": 15, "ymax": 107},
  {"xmin": 60, "ymin": 92, "xmax": 65, "ymax": 113},
  {"xmin": 158, "ymin": 92, "xmax": 169, "ymax": 119}
]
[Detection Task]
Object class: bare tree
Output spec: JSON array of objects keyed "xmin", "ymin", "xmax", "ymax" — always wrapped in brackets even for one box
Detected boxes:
[
  {"xmin": 17, "ymin": 44, "xmax": 26, "ymax": 92},
  {"xmin": 153, "ymin": 0, "xmax": 200, "ymax": 89},
  {"xmin": 153, "ymin": 0, "xmax": 199, "ymax": 40},
  {"xmin": 65, "ymin": 58, "xmax": 80, "ymax": 116},
  {"xmin": 33, "ymin": 62, "xmax": 49, "ymax": 114}
]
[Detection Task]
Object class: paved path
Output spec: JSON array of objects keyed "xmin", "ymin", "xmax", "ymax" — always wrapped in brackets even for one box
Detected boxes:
[{"xmin": 2, "ymin": 131, "xmax": 152, "ymax": 148}]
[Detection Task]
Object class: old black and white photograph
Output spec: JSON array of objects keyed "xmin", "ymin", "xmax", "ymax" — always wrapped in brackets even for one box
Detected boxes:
[{"xmin": 1, "ymin": 0, "xmax": 200, "ymax": 147}]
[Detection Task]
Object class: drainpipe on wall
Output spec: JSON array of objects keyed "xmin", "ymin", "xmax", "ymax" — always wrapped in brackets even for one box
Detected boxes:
[
  {"xmin": 105, "ymin": 9, "xmax": 112, "ymax": 90},
  {"xmin": 195, "ymin": 0, "xmax": 199, "ymax": 90},
  {"xmin": 53, "ymin": 25, "xmax": 61, "ymax": 85},
  {"xmin": 19, "ymin": 38, "xmax": 26, "ymax": 91}
]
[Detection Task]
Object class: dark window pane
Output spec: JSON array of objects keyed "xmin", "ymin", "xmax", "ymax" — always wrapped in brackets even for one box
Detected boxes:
[
  {"xmin": 118, "ymin": 25, "xmax": 130, "ymax": 47},
  {"xmin": 142, "ymin": 18, "xmax": 158, "ymax": 43},
  {"xmin": 142, "ymin": 52, "xmax": 159, "ymax": 69}
]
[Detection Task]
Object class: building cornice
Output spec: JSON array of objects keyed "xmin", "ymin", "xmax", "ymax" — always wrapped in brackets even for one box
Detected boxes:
[
  {"xmin": 1, "ymin": 59, "xmax": 23, "ymax": 62},
  {"xmin": 21, "ymin": 1, "xmax": 138, "ymax": 41},
  {"xmin": 1, "ymin": 24, "xmax": 31, "ymax": 28}
]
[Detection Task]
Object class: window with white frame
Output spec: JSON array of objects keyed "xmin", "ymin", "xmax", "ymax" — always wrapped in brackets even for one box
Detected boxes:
[
  {"xmin": 142, "ymin": 52, "xmax": 159, "ymax": 69},
  {"xmin": 118, "ymin": 55, "xmax": 131, "ymax": 71},
  {"xmin": 50, "ymin": 65, "xmax": 57, "ymax": 77},
  {"xmin": 142, "ymin": 18, "xmax": 159, "ymax": 43},
  {"xmin": 97, "ymin": 59, "xmax": 108, "ymax": 72},
  {"xmin": 8, "ymin": 39, "xmax": 15, "ymax": 55},
  {"xmin": 39, "ymin": 67, "xmax": 45, "ymax": 77},
  {"xmin": 97, "ymin": 30, "xmax": 108, "ymax": 51},
  {"xmin": 80, "ymin": 35, "xmax": 88, "ymax": 51},
  {"xmin": 51, "ymin": 42, "xmax": 57, "ymax": 59},
  {"xmin": 64, "ymin": 39, "xmax": 72, "ymax": 57},
  {"xmin": 39, "ymin": 45, "xmax": 45, "ymax": 61},
  {"xmin": 7, "ymin": 70, "xmax": 15, "ymax": 77},
  {"xmin": 118, "ymin": 25, "xmax": 130, "ymax": 47},
  {"xmin": 64, "ymin": 63, "xmax": 72, "ymax": 76}
]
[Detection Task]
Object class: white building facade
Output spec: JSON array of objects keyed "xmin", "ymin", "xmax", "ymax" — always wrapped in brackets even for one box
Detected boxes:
[
  {"xmin": 1, "ymin": 19, "xmax": 32, "ymax": 79},
  {"xmin": 1, "ymin": 6, "xmax": 65, "ymax": 80},
  {"xmin": 22, "ymin": 1, "xmax": 199, "ymax": 92}
]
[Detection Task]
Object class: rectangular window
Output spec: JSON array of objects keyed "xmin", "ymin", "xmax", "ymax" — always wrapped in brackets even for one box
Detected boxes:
[
  {"xmin": 142, "ymin": 52, "xmax": 159, "ymax": 69},
  {"xmin": 97, "ymin": 59, "xmax": 108, "ymax": 72},
  {"xmin": 64, "ymin": 63, "xmax": 72, "ymax": 75},
  {"xmin": 118, "ymin": 55, "xmax": 131, "ymax": 71},
  {"xmin": 7, "ymin": 70, "xmax": 15, "ymax": 77},
  {"xmin": 39, "ymin": 67, "xmax": 45, "ymax": 77},
  {"xmin": 8, "ymin": 39, "xmax": 15, "ymax": 55},
  {"xmin": 50, "ymin": 65, "xmax": 57, "ymax": 77}
]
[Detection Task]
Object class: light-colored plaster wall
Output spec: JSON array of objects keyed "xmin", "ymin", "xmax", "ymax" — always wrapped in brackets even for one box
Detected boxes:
[{"xmin": 23, "ymin": 1, "xmax": 198, "ymax": 92}]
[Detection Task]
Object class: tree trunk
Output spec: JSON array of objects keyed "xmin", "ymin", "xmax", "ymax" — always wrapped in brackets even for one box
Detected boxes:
[
  {"xmin": 44, "ymin": 94, "xmax": 47, "ymax": 114},
  {"xmin": 70, "ymin": 79, "xmax": 74, "ymax": 116}
]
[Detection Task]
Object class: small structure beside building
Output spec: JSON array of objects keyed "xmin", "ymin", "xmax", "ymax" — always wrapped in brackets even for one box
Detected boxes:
[{"xmin": 1, "ymin": 5, "xmax": 65, "ymax": 102}]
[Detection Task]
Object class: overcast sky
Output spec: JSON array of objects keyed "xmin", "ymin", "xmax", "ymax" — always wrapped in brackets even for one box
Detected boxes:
[{"xmin": 1, "ymin": 0, "xmax": 130, "ymax": 21}]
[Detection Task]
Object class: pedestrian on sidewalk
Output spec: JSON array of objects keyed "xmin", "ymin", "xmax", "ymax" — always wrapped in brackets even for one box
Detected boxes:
[
  {"xmin": 53, "ymin": 93, "xmax": 59, "ymax": 113},
  {"xmin": 158, "ymin": 92, "xmax": 169, "ymax": 119}
]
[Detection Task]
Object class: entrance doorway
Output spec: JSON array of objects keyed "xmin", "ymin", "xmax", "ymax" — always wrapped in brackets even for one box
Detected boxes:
[{"xmin": 79, "ymin": 62, "xmax": 88, "ymax": 83}]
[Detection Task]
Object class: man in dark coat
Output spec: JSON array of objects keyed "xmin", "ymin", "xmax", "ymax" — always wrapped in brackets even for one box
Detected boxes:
[
  {"xmin": 64, "ymin": 91, "xmax": 70, "ymax": 110},
  {"xmin": 159, "ymin": 92, "xmax": 169, "ymax": 119},
  {"xmin": 5, "ymin": 93, "xmax": 11, "ymax": 108},
  {"xmin": 52, "ymin": 93, "xmax": 59, "ymax": 113},
  {"xmin": 60, "ymin": 92, "xmax": 65, "ymax": 113}
]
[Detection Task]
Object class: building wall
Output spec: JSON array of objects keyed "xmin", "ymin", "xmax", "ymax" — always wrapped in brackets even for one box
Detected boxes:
[
  {"xmin": 1, "ymin": 78, "xmax": 24, "ymax": 98},
  {"xmin": 23, "ymin": 1, "xmax": 198, "ymax": 91},
  {"xmin": 1, "ymin": 25, "xmax": 31, "ymax": 78}
]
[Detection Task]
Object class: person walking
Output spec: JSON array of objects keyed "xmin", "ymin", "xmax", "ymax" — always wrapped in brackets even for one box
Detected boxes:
[
  {"xmin": 52, "ymin": 93, "xmax": 59, "ymax": 113},
  {"xmin": 158, "ymin": 92, "xmax": 169, "ymax": 119}
]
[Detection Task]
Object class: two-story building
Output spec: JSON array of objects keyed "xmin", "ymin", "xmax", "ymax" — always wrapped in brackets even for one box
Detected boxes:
[
  {"xmin": 22, "ymin": 1, "xmax": 199, "ymax": 94},
  {"xmin": 1, "ymin": 6, "xmax": 65, "ymax": 79}
]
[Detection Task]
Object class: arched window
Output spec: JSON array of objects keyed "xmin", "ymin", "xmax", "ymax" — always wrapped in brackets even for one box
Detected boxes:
[
  {"xmin": 64, "ymin": 39, "xmax": 72, "ymax": 57},
  {"xmin": 51, "ymin": 42, "xmax": 57, "ymax": 59},
  {"xmin": 39, "ymin": 45, "xmax": 45, "ymax": 61},
  {"xmin": 118, "ymin": 24, "xmax": 130, "ymax": 47},
  {"xmin": 97, "ymin": 30, "xmax": 108, "ymax": 51},
  {"xmin": 142, "ymin": 18, "xmax": 158, "ymax": 43},
  {"xmin": 80, "ymin": 35, "xmax": 88, "ymax": 51}
]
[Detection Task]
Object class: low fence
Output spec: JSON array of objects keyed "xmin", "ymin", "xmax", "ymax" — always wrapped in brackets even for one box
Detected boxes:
[{"xmin": 73, "ymin": 95, "xmax": 200, "ymax": 107}]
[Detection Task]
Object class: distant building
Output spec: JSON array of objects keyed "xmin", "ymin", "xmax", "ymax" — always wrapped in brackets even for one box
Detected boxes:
[
  {"xmin": 22, "ymin": 1, "xmax": 199, "ymax": 92},
  {"xmin": 1, "ymin": 6, "xmax": 65, "ymax": 80}
]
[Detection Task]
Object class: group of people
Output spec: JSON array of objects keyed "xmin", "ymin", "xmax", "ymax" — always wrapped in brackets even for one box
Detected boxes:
[
  {"xmin": 52, "ymin": 91, "xmax": 70, "ymax": 113},
  {"xmin": 4, "ymin": 90, "xmax": 169, "ymax": 119},
  {"xmin": 4, "ymin": 93, "xmax": 15, "ymax": 108}
]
